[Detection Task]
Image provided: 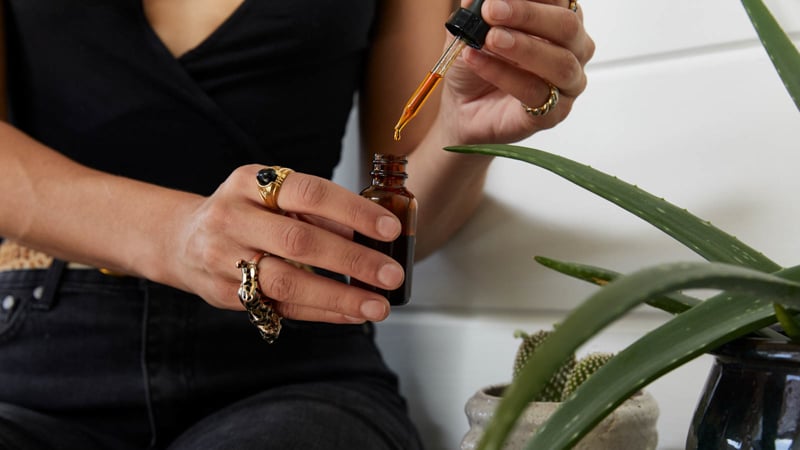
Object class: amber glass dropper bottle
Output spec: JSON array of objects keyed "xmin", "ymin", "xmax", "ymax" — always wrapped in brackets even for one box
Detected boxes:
[{"xmin": 351, "ymin": 154, "xmax": 418, "ymax": 306}]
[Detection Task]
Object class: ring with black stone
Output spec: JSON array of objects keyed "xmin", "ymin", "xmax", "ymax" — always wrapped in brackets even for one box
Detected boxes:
[{"xmin": 256, "ymin": 166, "xmax": 294, "ymax": 212}]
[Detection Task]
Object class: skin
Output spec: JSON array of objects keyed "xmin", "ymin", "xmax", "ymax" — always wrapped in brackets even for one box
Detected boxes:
[
  {"xmin": 0, "ymin": 0, "xmax": 6, "ymax": 122},
  {"xmin": 0, "ymin": 0, "xmax": 594, "ymax": 324}
]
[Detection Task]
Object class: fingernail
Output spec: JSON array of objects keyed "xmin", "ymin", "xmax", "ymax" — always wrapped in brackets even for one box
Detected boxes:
[
  {"xmin": 377, "ymin": 262, "xmax": 404, "ymax": 288},
  {"xmin": 376, "ymin": 215, "xmax": 400, "ymax": 239},
  {"xmin": 361, "ymin": 300, "xmax": 388, "ymax": 321},
  {"xmin": 462, "ymin": 48, "xmax": 488, "ymax": 67},
  {"xmin": 489, "ymin": 0, "xmax": 512, "ymax": 20},
  {"xmin": 345, "ymin": 315, "xmax": 366, "ymax": 323},
  {"xmin": 493, "ymin": 28, "xmax": 515, "ymax": 49}
]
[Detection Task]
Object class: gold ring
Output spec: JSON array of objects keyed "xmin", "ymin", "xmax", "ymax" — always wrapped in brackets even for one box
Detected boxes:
[
  {"xmin": 236, "ymin": 253, "xmax": 282, "ymax": 343},
  {"xmin": 256, "ymin": 166, "xmax": 294, "ymax": 212},
  {"xmin": 522, "ymin": 83, "xmax": 560, "ymax": 118},
  {"xmin": 568, "ymin": 0, "xmax": 578, "ymax": 12}
]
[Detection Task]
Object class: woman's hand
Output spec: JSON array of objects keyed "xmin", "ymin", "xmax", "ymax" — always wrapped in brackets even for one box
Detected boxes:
[
  {"xmin": 440, "ymin": 0, "xmax": 595, "ymax": 144},
  {"xmin": 170, "ymin": 165, "xmax": 404, "ymax": 324}
]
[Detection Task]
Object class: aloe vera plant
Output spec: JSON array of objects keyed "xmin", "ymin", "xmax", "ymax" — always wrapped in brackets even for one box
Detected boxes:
[
  {"xmin": 445, "ymin": 0, "xmax": 800, "ymax": 448},
  {"xmin": 447, "ymin": 143, "xmax": 800, "ymax": 449}
]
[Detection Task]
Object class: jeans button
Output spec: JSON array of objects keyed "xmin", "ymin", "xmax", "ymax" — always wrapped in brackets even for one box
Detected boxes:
[{"xmin": 1, "ymin": 295, "xmax": 15, "ymax": 312}]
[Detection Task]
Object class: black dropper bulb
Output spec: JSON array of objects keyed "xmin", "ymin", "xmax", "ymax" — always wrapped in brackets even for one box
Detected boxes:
[{"xmin": 445, "ymin": 0, "xmax": 489, "ymax": 49}]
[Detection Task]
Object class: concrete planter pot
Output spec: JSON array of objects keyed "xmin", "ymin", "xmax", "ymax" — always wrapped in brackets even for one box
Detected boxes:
[{"xmin": 460, "ymin": 384, "xmax": 659, "ymax": 450}]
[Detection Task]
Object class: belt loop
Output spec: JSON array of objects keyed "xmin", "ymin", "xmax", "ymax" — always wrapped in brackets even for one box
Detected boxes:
[{"xmin": 32, "ymin": 259, "xmax": 68, "ymax": 311}]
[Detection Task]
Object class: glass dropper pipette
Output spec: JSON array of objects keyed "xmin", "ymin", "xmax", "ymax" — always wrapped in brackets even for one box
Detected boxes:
[{"xmin": 393, "ymin": 0, "xmax": 489, "ymax": 141}]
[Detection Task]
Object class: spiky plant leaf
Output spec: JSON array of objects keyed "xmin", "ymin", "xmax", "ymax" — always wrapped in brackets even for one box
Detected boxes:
[
  {"xmin": 533, "ymin": 255, "xmax": 788, "ymax": 341},
  {"xmin": 533, "ymin": 255, "xmax": 700, "ymax": 314},
  {"xmin": 741, "ymin": 0, "xmax": 800, "ymax": 110},
  {"xmin": 445, "ymin": 144, "xmax": 781, "ymax": 273},
  {"xmin": 773, "ymin": 303, "xmax": 800, "ymax": 340}
]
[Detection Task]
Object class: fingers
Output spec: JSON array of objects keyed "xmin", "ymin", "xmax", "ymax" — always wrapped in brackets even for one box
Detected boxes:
[
  {"xmin": 520, "ymin": 0, "xmax": 584, "ymax": 20},
  {"xmin": 253, "ymin": 165, "xmax": 401, "ymax": 242},
  {"xmin": 448, "ymin": 0, "xmax": 594, "ymax": 133},
  {"xmin": 237, "ymin": 166, "xmax": 404, "ymax": 289},
  {"xmin": 248, "ymin": 213, "xmax": 404, "ymax": 292},
  {"xmin": 255, "ymin": 255, "xmax": 390, "ymax": 323},
  {"xmin": 484, "ymin": 0, "xmax": 591, "ymax": 57},
  {"xmin": 480, "ymin": 0, "xmax": 594, "ymax": 97},
  {"xmin": 203, "ymin": 165, "xmax": 403, "ymax": 322},
  {"xmin": 228, "ymin": 165, "xmax": 405, "ymax": 286}
]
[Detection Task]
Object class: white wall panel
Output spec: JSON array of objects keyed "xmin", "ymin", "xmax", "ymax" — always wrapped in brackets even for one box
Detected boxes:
[{"xmin": 582, "ymin": 0, "xmax": 800, "ymax": 64}]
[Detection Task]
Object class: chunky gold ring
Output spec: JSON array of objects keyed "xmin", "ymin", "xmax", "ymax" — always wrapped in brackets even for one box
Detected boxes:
[
  {"xmin": 568, "ymin": 0, "xmax": 578, "ymax": 12},
  {"xmin": 256, "ymin": 166, "xmax": 294, "ymax": 212},
  {"xmin": 522, "ymin": 83, "xmax": 560, "ymax": 118},
  {"xmin": 236, "ymin": 253, "xmax": 282, "ymax": 343}
]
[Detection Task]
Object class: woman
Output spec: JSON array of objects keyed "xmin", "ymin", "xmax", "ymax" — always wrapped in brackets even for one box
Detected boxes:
[{"xmin": 0, "ymin": 0, "xmax": 594, "ymax": 448}]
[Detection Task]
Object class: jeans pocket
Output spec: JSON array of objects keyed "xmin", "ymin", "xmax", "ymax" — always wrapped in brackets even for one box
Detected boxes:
[{"xmin": 0, "ymin": 286, "xmax": 32, "ymax": 343}]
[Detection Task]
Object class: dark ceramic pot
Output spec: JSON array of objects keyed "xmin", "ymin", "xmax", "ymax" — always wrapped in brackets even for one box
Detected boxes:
[{"xmin": 686, "ymin": 337, "xmax": 800, "ymax": 450}]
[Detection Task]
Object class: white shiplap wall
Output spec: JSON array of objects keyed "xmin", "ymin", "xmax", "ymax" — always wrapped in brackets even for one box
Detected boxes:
[{"xmin": 334, "ymin": 1, "xmax": 800, "ymax": 449}]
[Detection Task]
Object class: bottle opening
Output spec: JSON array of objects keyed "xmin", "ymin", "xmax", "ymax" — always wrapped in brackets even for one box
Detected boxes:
[{"xmin": 371, "ymin": 154, "xmax": 409, "ymax": 178}]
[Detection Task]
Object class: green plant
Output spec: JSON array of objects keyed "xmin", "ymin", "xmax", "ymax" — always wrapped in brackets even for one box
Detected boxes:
[
  {"xmin": 512, "ymin": 329, "xmax": 612, "ymax": 402},
  {"xmin": 445, "ymin": 0, "xmax": 800, "ymax": 449},
  {"xmin": 511, "ymin": 329, "xmax": 574, "ymax": 401}
]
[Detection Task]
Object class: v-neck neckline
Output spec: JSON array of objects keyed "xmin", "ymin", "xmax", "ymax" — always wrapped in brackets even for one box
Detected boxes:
[
  {"xmin": 134, "ymin": 0, "xmax": 268, "ymax": 163},
  {"xmin": 138, "ymin": 0, "xmax": 252, "ymax": 62}
]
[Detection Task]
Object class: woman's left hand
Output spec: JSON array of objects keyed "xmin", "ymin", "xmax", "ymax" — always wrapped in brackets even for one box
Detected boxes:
[{"xmin": 440, "ymin": 0, "xmax": 595, "ymax": 144}]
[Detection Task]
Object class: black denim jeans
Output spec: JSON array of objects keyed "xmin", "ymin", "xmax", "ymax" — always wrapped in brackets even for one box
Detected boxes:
[{"xmin": 0, "ymin": 263, "xmax": 422, "ymax": 449}]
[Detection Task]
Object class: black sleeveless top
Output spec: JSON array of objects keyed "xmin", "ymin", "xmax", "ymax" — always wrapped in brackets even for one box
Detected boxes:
[{"xmin": 4, "ymin": 1, "xmax": 379, "ymax": 194}]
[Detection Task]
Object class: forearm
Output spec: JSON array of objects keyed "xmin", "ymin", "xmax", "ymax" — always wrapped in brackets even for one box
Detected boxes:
[
  {"xmin": 0, "ymin": 122, "xmax": 200, "ymax": 281},
  {"xmin": 406, "ymin": 116, "xmax": 493, "ymax": 260},
  {"xmin": 1, "ymin": 14, "xmax": 7, "ymax": 122}
]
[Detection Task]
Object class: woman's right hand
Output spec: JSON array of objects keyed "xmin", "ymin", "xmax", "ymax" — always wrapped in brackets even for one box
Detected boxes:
[{"xmin": 167, "ymin": 164, "xmax": 404, "ymax": 324}]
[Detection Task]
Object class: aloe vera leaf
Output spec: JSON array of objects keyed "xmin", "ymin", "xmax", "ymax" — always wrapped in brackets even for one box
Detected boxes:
[
  {"xmin": 773, "ymin": 303, "xmax": 800, "ymax": 341},
  {"xmin": 533, "ymin": 255, "xmax": 700, "ymax": 314},
  {"xmin": 445, "ymin": 144, "xmax": 782, "ymax": 272},
  {"xmin": 476, "ymin": 263, "xmax": 800, "ymax": 450},
  {"xmin": 741, "ymin": 0, "xmax": 800, "ymax": 110},
  {"xmin": 534, "ymin": 255, "xmax": 788, "ymax": 340}
]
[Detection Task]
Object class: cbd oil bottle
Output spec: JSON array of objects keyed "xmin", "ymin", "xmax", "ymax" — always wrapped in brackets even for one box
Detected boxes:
[{"xmin": 351, "ymin": 154, "xmax": 418, "ymax": 305}]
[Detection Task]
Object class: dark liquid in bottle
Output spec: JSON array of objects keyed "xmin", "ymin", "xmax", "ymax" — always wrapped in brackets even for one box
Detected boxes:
[{"xmin": 351, "ymin": 233, "xmax": 415, "ymax": 306}]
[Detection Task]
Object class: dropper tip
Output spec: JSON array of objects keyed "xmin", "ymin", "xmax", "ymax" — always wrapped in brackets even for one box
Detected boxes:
[{"xmin": 393, "ymin": 120, "xmax": 405, "ymax": 141}]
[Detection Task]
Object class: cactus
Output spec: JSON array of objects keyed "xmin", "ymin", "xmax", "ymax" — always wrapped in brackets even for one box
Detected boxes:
[
  {"xmin": 512, "ymin": 329, "xmax": 576, "ymax": 402},
  {"xmin": 513, "ymin": 329, "xmax": 612, "ymax": 402},
  {"xmin": 563, "ymin": 352, "xmax": 615, "ymax": 399}
]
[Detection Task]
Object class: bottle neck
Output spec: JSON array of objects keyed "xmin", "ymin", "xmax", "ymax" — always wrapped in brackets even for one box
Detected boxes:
[{"xmin": 370, "ymin": 154, "xmax": 408, "ymax": 187}]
